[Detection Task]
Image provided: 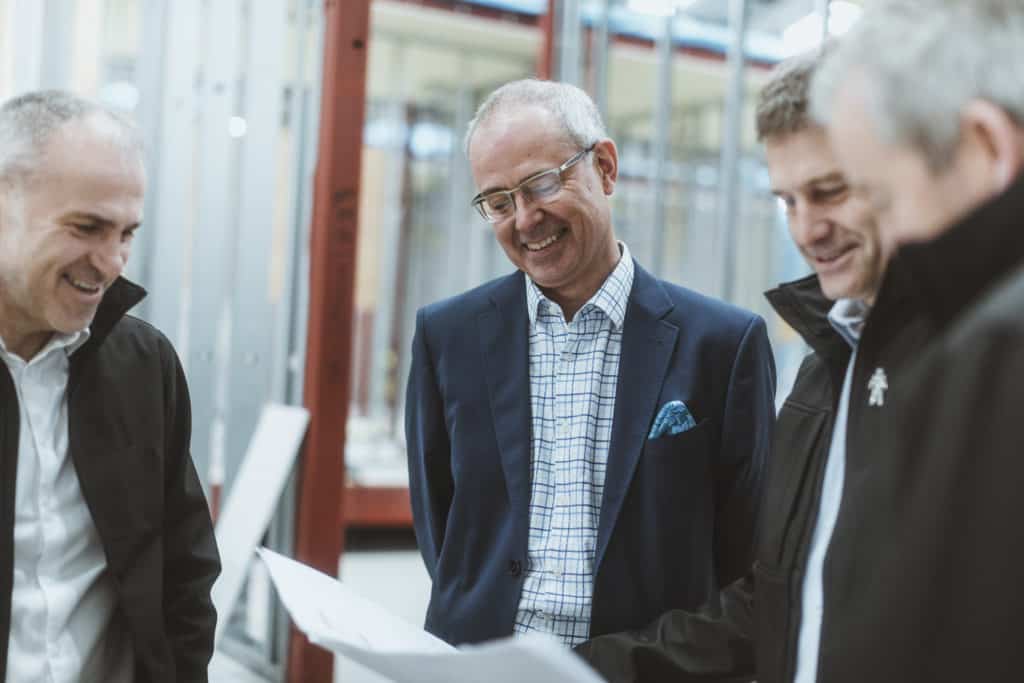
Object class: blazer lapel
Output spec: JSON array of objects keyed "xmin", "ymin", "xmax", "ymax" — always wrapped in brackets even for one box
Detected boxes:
[
  {"xmin": 595, "ymin": 264, "xmax": 678, "ymax": 571},
  {"xmin": 478, "ymin": 274, "xmax": 532, "ymax": 521}
]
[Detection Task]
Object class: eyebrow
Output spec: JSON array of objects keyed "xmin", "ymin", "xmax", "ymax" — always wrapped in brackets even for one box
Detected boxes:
[
  {"xmin": 771, "ymin": 171, "xmax": 846, "ymax": 196},
  {"xmin": 477, "ymin": 163, "xmax": 559, "ymax": 198},
  {"xmin": 63, "ymin": 211, "xmax": 142, "ymax": 231}
]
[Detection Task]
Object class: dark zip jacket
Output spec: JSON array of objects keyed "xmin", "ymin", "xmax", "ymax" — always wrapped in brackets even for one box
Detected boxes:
[{"xmin": 0, "ymin": 278, "xmax": 220, "ymax": 682}]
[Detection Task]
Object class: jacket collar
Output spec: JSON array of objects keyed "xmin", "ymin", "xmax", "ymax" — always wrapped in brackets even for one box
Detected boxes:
[
  {"xmin": 76, "ymin": 277, "xmax": 147, "ymax": 355},
  {"xmin": 896, "ymin": 170, "xmax": 1024, "ymax": 332},
  {"xmin": 764, "ymin": 275, "xmax": 847, "ymax": 359}
]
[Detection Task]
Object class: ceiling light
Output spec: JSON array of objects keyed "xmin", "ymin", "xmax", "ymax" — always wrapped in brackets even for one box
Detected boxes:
[{"xmin": 781, "ymin": 1, "xmax": 863, "ymax": 56}]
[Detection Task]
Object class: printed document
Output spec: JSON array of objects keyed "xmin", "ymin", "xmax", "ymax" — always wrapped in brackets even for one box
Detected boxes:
[{"xmin": 257, "ymin": 548, "xmax": 605, "ymax": 682}]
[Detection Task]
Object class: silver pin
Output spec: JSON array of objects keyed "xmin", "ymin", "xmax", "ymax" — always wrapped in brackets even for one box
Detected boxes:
[{"xmin": 868, "ymin": 368, "xmax": 888, "ymax": 407}]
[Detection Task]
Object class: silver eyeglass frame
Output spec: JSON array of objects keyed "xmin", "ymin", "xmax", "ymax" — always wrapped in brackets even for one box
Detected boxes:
[{"xmin": 470, "ymin": 144, "xmax": 597, "ymax": 223}]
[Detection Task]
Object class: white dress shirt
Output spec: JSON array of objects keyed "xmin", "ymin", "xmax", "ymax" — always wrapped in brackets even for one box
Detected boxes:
[
  {"xmin": 793, "ymin": 298, "xmax": 868, "ymax": 683},
  {"xmin": 2, "ymin": 331, "xmax": 133, "ymax": 683}
]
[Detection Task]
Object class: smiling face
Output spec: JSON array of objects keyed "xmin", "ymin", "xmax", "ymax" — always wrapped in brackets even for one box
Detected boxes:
[
  {"xmin": 468, "ymin": 104, "xmax": 621, "ymax": 316},
  {"xmin": 766, "ymin": 125, "xmax": 890, "ymax": 303},
  {"xmin": 0, "ymin": 114, "xmax": 144, "ymax": 360}
]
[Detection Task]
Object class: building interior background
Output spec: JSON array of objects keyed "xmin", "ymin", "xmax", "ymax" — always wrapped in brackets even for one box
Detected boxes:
[{"xmin": 0, "ymin": 0, "xmax": 858, "ymax": 680}]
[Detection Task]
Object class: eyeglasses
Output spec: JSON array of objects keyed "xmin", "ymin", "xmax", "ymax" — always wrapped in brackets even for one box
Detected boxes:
[{"xmin": 471, "ymin": 144, "xmax": 596, "ymax": 223}]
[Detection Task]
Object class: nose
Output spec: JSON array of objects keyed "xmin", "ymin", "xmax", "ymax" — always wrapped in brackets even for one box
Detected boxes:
[
  {"xmin": 91, "ymin": 232, "xmax": 129, "ymax": 281},
  {"xmin": 790, "ymin": 202, "xmax": 832, "ymax": 248},
  {"xmin": 512, "ymin": 191, "xmax": 543, "ymax": 232}
]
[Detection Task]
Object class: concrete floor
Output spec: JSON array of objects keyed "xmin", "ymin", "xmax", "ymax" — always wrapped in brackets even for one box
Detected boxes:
[{"xmin": 210, "ymin": 547, "xmax": 431, "ymax": 683}]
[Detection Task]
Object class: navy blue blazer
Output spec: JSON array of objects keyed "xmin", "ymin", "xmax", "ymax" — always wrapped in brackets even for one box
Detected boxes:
[{"xmin": 405, "ymin": 262, "xmax": 775, "ymax": 646}]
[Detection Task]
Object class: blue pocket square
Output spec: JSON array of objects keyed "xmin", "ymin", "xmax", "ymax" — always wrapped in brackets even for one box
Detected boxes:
[{"xmin": 648, "ymin": 400, "xmax": 698, "ymax": 440}]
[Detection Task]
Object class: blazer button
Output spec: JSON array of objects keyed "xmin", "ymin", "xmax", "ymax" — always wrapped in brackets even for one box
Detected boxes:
[{"xmin": 508, "ymin": 560, "xmax": 522, "ymax": 577}]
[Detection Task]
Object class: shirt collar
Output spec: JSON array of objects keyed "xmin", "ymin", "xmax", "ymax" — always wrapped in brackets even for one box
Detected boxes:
[
  {"xmin": 526, "ymin": 242, "xmax": 635, "ymax": 330},
  {"xmin": 827, "ymin": 298, "xmax": 870, "ymax": 349},
  {"xmin": 0, "ymin": 327, "xmax": 92, "ymax": 364}
]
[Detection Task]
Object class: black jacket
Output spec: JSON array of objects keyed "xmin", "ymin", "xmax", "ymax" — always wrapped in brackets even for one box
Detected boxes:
[
  {"xmin": 0, "ymin": 278, "xmax": 220, "ymax": 682},
  {"xmin": 813, "ymin": 172, "xmax": 1024, "ymax": 682}
]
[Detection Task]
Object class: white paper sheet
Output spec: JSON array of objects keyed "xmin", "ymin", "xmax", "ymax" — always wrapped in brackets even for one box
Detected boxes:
[{"xmin": 257, "ymin": 549, "xmax": 606, "ymax": 683}]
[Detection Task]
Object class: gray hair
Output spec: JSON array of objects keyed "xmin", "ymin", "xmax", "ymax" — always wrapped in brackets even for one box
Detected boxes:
[
  {"xmin": 756, "ymin": 46, "xmax": 827, "ymax": 141},
  {"xmin": 464, "ymin": 79, "xmax": 607, "ymax": 157},
  {"xmin": 810, "ymin": 0, "xmax": 1024, "ymax": 170},
  {"xmin": 0, "ymin": 89, "xmax": 142, "ymax": 187}
]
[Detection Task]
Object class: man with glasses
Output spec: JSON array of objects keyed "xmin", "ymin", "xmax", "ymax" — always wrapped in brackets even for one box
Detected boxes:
[{"xmin": 405, "ymin": 79, "xmax": 776, "ymax": 648}]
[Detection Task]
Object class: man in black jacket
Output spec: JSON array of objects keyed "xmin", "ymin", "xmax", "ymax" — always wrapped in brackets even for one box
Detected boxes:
[
  {"xmin": 0, "ymin": 91, "xmax": 219, "ymax": 682},
  {"xmin": 804, "ymin": 1, "xmax": 1024, "ymax": 679},
  {"xmin": 576, "ymin": 48, "xmax": 903, "ymax": 683}
]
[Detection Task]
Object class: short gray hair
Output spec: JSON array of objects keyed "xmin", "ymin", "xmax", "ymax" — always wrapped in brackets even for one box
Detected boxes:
[
  {"xmin": 811, "ymin": 0, "xmax": 1024, "ymax": 169},
  {"xmin": 0, "ymin": 90, "xmax": 142, "ymax": 187},
  {"xmin": 755, "ymin": 47, "xmax": 827, "ymax": 142},
  {"xmin": 464, "ymin": 79, "xmax": 607, "ymax": 157}
]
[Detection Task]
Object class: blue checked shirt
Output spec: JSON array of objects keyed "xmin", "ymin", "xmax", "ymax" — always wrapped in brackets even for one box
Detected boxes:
[{"xmin": 512, "ymin": 243, "xmax": 635, "ymax": 646}]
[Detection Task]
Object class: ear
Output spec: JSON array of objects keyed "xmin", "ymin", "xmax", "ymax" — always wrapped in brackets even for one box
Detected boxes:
[
  {"xmin": 961, "ymin": 99, "xmax": 1024, "ymax": 194},
  {"xmin": 592, "ymin": 138, "xmax": 618, "ymax": 195}
]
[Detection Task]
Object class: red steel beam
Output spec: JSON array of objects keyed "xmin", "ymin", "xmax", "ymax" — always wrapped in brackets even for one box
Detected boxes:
[
  {"xmin": 288, "ymin": 0, "xmax": 372, "ymax": 681},
  {"xmin": 537, "ymin": 0, "xmax": 555, "ymax": 78},
  {"xmin": 342, "ymin": 486, "xmax": 414, "ymax": 528}
]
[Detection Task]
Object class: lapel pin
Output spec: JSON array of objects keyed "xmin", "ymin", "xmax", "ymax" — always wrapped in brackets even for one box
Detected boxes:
[{"xmin": 868, "ymin": 367, "xmax": 888, "ymax": 407}]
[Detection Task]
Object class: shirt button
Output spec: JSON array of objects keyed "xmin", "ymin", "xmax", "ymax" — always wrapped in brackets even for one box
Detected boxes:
[
  {"xmin": 558, "ymin": 421, "xmax": 570, "ymax": 437},
  {"xmin": 508, "ymin": 560, "xmax": 522, "ymax": 577},
  {"xmin": 552, "ymin": 566, "xmax": 563, "ymax": 578}
]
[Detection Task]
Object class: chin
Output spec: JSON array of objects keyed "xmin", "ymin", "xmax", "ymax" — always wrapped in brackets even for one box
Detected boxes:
[
  {"xmin": 51, "ymin": 313, "xmax": 95, "ymax": 336},
  {"xmin": 819, "ymin": 278, "xmax": 855, "ymax": 302}
]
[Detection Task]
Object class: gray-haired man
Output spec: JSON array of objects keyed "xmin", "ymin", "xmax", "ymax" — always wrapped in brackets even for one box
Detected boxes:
[
  {"xmin": 803, "ymin": 0, "xmax": 1024, "ymax": 680},
  {"xmin": 406, "ymin": 79, "xmax": 776, "ymax": 647},
  {"xmin": 0, "ymin": 91, "xmax": 219, "ymax": 682}
]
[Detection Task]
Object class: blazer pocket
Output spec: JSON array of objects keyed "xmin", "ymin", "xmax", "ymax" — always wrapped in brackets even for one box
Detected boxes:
[{"xmin": 644, "ymin": 417, "xmax": 711, "ymax": 457}]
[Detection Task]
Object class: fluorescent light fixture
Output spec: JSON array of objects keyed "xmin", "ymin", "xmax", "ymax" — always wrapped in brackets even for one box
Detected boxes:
[
  {"xmin": 781, "ymin": 1, "xmax": 863, "ymax": 56},
  {"xmin": 625, "ymin": 0, "xmax": 699, "ymax": 17},
  {"xmin": 97, "ymin": 82, "xmax": 140, "ymax": 112},
  {"xmin": 228, "ymin": 116, "xmax": 248, "ymax": 138}
]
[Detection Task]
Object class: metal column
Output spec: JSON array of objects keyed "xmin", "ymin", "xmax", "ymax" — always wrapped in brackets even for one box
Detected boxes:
[
  {"xmin": 445, "ymin": 65, "xmax": 476, "ymax": 295},
  {"xmin": 591, "ymin": 0, "xmax": 612, "ymax": 120},
  {"xmin": 538, "ymin": 0, "xmax": 555, "ymax": 79},
  {"xmin": 6, "ymin": 0, "xmax": 45, "ymax": 95},
  {"xmin": 39, "ymin": 0, "xmax": 74, "ymax": 89},
  {"xmin": 651, "ymin": 10, "xmax": 674, "ymax": 277},
  {"xmin": 288, "ymin": 0, "xmax": 371, "ymax": 681},
  {"xmin": 557, "ymin": 0, "xmax": 582, "ymax": 85},
  {"xmin": 184, "ymin": 0, "xmax": 246, "ymax": 494},
  {"xmin": 129, "ymin": 0, "xmax": 170, "ymax": 306},
  {"xmin": 716, "ymin": 0, "xmax": 749, "ymax": 302},
  {"xmin": 817, "ymin": 0, "xmax": 831, "ymax": 42},
  {"xmin": 539, "ymin": 0, "xmax": 582, "ymax": 84}
]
